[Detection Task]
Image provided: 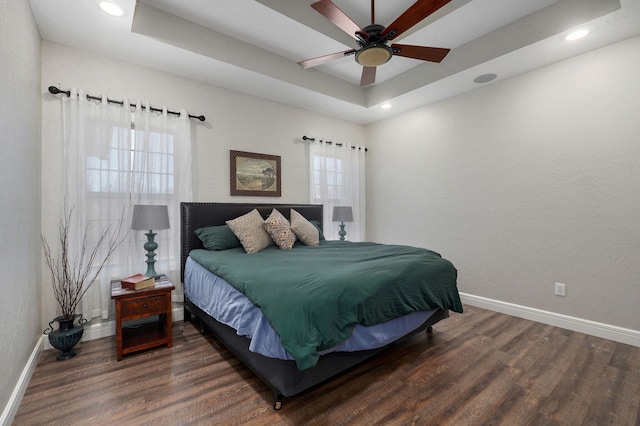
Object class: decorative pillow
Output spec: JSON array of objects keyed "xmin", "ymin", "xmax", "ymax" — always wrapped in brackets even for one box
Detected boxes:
[
  {"xmin": 263, "ymin": 209, "xmax": 297, "ymax": 250},
  {"xmin": 290, "ymin": 209, "xmax": 319, "ymax": 246},
  {"xmin": 310, "ymin": 220, "xmax": 325, "ymax": 241},
  {"xmin": 226, "ymin": 209, "xmax": 273, "ymax": 253},
  {"xmin": 194, "ymin": 225, "xmax": 242, "ymax": 251}
]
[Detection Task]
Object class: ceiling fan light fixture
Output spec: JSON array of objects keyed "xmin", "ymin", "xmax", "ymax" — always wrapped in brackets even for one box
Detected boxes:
[{"xmin": 355, "ymin": 45, "xmax": 393, "ymax": 67}]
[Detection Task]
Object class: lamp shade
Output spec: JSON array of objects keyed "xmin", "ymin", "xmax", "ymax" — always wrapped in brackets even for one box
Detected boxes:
[
  {"xmin": 131, "ymin": 205, "xmax": 170, "ymax": 231},
  {"xmin": 332, "ymin": 206, "xmax": 353, "ymax": 223}
]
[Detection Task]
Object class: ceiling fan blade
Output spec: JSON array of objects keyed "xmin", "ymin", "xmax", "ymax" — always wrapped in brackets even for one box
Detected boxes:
[
  {"xmin": 311, "ymin": 0, "xmax": 367, "ymax": 40},
  {"xmin": 360, "ymin": 66, "xmax": 376, "ymax": 86},
  {"xmin": 391, "ymin": 44, "xmax": 450, "ymax": 62},
  {"xmin": 381, "ymin": 0, "xmax": 451, "ymax": 40},
  {"xmin": 297, "ymin": 49, "xmax": 357, "ymax": 69}
]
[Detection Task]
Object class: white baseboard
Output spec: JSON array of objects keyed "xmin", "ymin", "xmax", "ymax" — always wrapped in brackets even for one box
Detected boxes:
[
  {"xmin": 173, "ymin": 305, "xmax": 184, "ymax": 322},
  {"xmin": 43, "ymin": 306, "xmax": 185, "ymax": 350},
  {"xmin": 0, "ymin": 336, "xmax": 43, "ymax": 426},
  {"xmin": 460, "ymin": 292, "xmax": 640, "ymax": 347}
]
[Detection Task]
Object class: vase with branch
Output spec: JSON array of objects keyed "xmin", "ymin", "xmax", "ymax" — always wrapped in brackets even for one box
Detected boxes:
[{"xmin": 42, "ymin": 203, "xmax": 124, "ymax": 360}]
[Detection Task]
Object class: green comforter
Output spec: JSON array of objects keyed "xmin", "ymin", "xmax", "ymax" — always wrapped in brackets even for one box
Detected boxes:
[{"xmin": 189, "ymin": 240, "xmax": 462, "ymax": 370}]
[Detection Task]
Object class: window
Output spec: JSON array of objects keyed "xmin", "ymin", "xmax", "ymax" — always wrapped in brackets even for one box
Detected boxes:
[
  {"xmin": 84, "ymin": 119, "xmax": 178, "ymax": 267},
  {"xmin": 309, "ymin": 141, "xmax": 366, "ymax": 241},
  {"xmin": 312, "ymin": 155, "xmax": 345, "ymax": 203},
  {"xmin": 86, "ymin": 123, "xmax": 175, "ymax": 196}
]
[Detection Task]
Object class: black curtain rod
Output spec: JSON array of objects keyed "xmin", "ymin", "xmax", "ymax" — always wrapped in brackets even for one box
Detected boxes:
[
  {"xmin": 302, "ymin": 135, "xmax": 367, "ymax": 152},
  {"xmin": 48, "ymin": 86, "xmax": 206, "ymax": 122}
]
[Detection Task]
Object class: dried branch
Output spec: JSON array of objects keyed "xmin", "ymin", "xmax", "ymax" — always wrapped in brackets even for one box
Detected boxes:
[{"xmin": 42, "ymin": 203, "xmax": 125, "ymax": 319}]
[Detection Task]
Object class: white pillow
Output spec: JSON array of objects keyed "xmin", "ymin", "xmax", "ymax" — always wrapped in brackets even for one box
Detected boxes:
[
  {"xmin": 290, "ymin": 209, "xmax": 319, "ymax": 246},
  {"xmin": 226, "ymin": 209, "xmax": 273, "ymax": 253}
]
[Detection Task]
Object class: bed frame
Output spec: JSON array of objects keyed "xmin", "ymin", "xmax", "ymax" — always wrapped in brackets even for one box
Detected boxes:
[{"xmin": 180, "ymin": 202, "xmax": 450, "ymax": 409}]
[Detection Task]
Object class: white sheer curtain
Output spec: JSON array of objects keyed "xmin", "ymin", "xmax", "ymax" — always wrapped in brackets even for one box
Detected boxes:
[
  {"xmin": 61, "ymin": 89, "xmax": 192, "ymax": 321},
  {"xmin": 132, "ymin": 102, "xmax": 192, "ymax": 292},
  {"xmin": 309, "ymin": 140, "xmax": 366, "ymax": 241}
]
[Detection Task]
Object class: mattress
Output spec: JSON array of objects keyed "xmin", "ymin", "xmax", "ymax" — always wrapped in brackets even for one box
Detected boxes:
[{"xmin": 184, "ymin": 256, "xmax": 437, "ymax": 360}]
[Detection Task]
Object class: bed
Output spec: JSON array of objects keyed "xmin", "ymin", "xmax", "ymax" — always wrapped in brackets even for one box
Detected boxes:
[{"xmin": 180, "ymin": 202, "xmax": 462, "ymax": 409}]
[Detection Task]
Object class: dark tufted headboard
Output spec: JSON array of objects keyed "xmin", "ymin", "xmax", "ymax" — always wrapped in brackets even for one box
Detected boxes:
[{"xmin": 180, "ymin": 202, "xmax": 323, "ymax": 283}]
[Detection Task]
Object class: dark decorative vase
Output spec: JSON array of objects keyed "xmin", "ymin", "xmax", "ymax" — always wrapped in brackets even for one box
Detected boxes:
[{"xmin": 44, "ymin": 314, "xmax": 87, "ymax": 361}]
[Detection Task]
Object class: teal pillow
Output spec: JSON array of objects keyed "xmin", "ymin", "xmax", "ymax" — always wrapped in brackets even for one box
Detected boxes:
[
  {"xmin": 195, "ymin": 225, "xmax": 242, "ymax": 250},
  {"xmin": 309, "ymin": 220, "xmax": 325, "ymax": 241}
]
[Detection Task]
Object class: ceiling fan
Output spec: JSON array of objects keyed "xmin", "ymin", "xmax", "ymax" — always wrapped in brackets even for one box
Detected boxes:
[{"xmin": 297, "ymin": 0, "xmax": 452, "ymax": 86}]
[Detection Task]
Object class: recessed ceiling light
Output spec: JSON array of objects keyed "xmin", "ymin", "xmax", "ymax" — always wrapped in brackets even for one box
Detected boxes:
[
  {"xmin": 473, "ymin": 73, "xmax": 497, "ymax": 84},
  {"xmin": 566, "ymin": 29, "xmax": 589, "ymax": 41},
  {"xmin": 380, "ymin": 103, "xmax": 392, "ymax": 109},
  {"xmin": 99, "ymin": 1, "xmax": 125, "ymax": 17}
]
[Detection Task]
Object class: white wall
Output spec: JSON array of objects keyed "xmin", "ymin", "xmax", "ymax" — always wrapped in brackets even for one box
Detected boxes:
[
  {"xmin": 40, "ymin": 41, "xmax": 365, "ymax": 324},
  {"xmin": 0, "ymin": 0, "xmax": 42, "ymax": 421},
  {"xmin": 366, "ymin": 35, "xmax": 640, "ymax": 332}
]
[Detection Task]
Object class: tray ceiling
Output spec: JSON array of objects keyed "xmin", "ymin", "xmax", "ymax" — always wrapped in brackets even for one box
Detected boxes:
[{"xmin": 29, "ymin": 0, "xmax": 640, "ymax": 123}]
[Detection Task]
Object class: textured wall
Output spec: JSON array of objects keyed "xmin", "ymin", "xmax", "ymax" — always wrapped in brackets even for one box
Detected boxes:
[
  {"xmin": 0, "ymin": 0, "xmax": 42, "ymax": 418},
  {"xmin": 366, "ymin": 35, "xmax": 640, "ymax": 331},
  {"xmin": 40, "ymin": 41, "xmax": 365, "ymax": 323}
]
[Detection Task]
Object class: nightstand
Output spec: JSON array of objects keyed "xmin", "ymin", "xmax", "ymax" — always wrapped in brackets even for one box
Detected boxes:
[{"xmin": 111, "ymin": 275, "xmax": 175, "ymax": 361}]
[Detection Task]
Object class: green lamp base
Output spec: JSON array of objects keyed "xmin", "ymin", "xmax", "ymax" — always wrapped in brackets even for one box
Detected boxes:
[
  {"xmin": 143, "ymin": 230, "xmax": 159, "ymax": 277},
  {"xmin": 338, "ymin": 222, "xmax": 347, "ymax": 241}
]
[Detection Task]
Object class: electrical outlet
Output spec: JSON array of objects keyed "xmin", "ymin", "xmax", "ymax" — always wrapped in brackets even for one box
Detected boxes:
[{"xmin": 555, "ymin": 282, "xmax": 566, "ymax": 297}]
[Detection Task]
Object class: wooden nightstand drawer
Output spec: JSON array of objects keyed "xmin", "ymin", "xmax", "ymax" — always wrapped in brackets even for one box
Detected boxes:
[{"xmin": 121, "ymin": 295, "xmax": 167, "ymax": 319}]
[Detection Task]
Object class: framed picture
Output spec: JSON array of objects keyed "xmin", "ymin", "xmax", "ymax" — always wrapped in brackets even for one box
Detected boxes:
[{"xmin": 230, "ymin": 150, "xmax": 281, "ymax": 197}]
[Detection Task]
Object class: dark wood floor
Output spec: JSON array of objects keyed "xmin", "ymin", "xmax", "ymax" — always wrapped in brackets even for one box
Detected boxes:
[{"xmin": 14, "ymin": 305, "xmax": 640, "ymax": 425}]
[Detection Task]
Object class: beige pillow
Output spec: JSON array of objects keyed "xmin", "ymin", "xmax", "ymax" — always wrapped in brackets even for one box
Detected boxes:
[
  {"xmin": 226, "ymin": 209, "xmax": 273, "ymax": 253},
  {"xmin": 263, "ymin": 209, "xmax": 297, "ymax": 250},
  {"xmin": 290, "ymin": 209, "xmax": 319, "ymax": 246}
]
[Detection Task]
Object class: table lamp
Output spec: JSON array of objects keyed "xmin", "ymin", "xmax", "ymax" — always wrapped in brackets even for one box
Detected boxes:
[
  {"xmin": 131, "ymin": 205, "xmax": 170, "ymax": 277},
  {"xmin": 332, "ymin": 206, "xmax": 353, "ymax": 241}
]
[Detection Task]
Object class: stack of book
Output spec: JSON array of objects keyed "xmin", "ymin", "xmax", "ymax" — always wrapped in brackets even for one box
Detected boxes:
[{"xmin": 121, "ymin": 274, "xmax": 155, "ymax": 290}]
